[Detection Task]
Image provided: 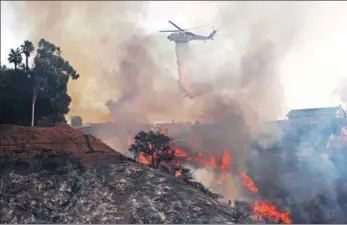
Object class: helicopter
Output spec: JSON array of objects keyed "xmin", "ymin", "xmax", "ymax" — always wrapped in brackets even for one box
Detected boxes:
[{"xmin": 160, "ymin": 21, "xmax": 218, "ymax": 43}]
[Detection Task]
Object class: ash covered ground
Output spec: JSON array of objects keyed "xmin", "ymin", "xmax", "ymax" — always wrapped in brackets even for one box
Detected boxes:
[
  {"xmin": 81, "ymin": 121, "xmax": 347, "ymax": 224},
  {"xmin": 0, "ymin": 124, "xmax": 248, "ymax": 224},
  {"xmin": 1, "ymin": 155, "xmax": 237, "ymax": 224}
]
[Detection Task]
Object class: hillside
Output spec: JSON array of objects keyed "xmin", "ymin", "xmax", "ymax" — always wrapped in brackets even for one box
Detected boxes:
[
  {"xmin": 0, "ymin": 124, "xmax": 123, "ymax": 165},
  {"xmin": 0, "ymin": 124, "xmax": 240, "ymax": 223}
]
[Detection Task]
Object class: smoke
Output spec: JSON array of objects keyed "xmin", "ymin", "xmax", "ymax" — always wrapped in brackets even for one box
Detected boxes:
[
  {"xmin": 175, "ymin": 42, "xmax": 214, "ymax": 98},
  {"xmin": 8, "ymin": 1, "xmax": 347, "ymax": 221},
  {"xmin": 335, "ymin": 78, "xmax": 347, "ymax": 107},
  {"xmin": 8, "ymin": 0, "xmax": 300, "ymax": 188},
  {"xmin": 7, "ymin": 1, "xmax": 306, "ymax": 122},
  {"xmin": 8, "ymin": 1, "xmax": 183, "ymax": 123}
]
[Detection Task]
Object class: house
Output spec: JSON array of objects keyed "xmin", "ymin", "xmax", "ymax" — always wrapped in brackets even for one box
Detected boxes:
[{"xmin": 286, "ymin": 105, "xmax": 346, "ymax": 125}]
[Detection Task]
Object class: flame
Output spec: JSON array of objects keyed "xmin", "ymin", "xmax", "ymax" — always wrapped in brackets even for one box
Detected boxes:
[
  {"xmin": 196, "ymin": 152, "xmax": 217, "ymax": 168},
  {"xmin": 253, "ymin": 200, "xmax": 292, "ymax": 224},
  {"xmin": 241, "ymin": 171, "xmax": 259, "ymax": 193},
  {"xmin": 220, "ymin": 151, "xmax": 232, "ymax": 171},
  {"xmin": 129, "ymin": 128, "xmax": 292, "ymax": 224},
  {"xmin": 138, "ymin": 152, "xmax": 151, "ymax": 165},
  {"xmin": 217, "ymin": 172, "xmax": 231, "ymax": 184},
  {"xmin": 160, "ymin": 127, "xmax": 168, "ymax": 136},
  {"xmin": 174, "ymin": 148, "xmax": 190, "ymax": 157},
  {"xmin": 175, "ymin": 170, "xmax": 182, "ymax": 177}
]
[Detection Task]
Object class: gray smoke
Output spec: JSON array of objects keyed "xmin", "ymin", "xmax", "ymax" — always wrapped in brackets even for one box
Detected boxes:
[
  {"xmin": 6, "ymin": 1, "xmax": 347, "ymax": 222},
  {"xmin": 175, "ymin": 42, "xmax": 214, "ymax": 98}
]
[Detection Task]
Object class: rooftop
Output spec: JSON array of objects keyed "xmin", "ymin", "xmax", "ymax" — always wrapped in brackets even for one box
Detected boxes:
[{"xmin": 286, "ymin": 106, "xmax": 344, "ymax": 117}]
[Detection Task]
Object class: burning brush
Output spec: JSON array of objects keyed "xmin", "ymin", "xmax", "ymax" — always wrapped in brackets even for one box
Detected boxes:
[{"xmin": 129, "ymin": 127, "xmax": 292, "ymax": 223}]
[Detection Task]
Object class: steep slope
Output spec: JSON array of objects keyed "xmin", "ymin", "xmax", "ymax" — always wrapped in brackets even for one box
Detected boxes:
[{"xmin": 0, "ymin": 124, "xmax": 237, "ymax": 223}]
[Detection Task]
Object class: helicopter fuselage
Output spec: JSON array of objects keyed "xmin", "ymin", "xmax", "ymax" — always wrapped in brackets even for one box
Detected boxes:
[
  {"xmin": 160, "ymin": 21, "xmax": 217, "ymax": 43},
  {"xmin": 167, "ymin": 32, "xmax": 192, "ymax": 43}
]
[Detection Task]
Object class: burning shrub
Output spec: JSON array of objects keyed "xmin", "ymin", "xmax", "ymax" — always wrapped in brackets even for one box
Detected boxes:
[{"xmin": 129, "ymin": 131, "xmax": 175, "ymax": 169}]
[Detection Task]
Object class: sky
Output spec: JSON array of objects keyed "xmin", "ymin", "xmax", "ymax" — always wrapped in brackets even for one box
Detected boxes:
[
  {"xmin": 1, "ymin": 1, "xmax": 346, "ymax": 119},
  {"xmin": 144, "ymin": 1, "xmax": 347, "ymax": 112}
]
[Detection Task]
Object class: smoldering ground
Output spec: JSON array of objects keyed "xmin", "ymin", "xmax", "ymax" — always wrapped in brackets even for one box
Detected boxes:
[{"xmin": 7, "ymin": 1, "xmax": 347, "ymax": 221}]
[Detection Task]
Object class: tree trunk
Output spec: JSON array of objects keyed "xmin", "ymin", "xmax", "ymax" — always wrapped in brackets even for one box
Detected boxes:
[
  {"xmin": 151, "ymin": 153, "xmax": 155, "ymax": 168},
  {"xmin": 25, "ymin": 56, "xmax": 29, "ymax": 74},
  {"xmin": 155, "ymin": 158, "xmax": 161, "ymax": 169},
  {"xmin": 31, "ymin": 85, "xmax": 38, "ymax": 127},
  {"xmin": 14, "ymin": 63, "xmax": 17, "ymax": 70}
]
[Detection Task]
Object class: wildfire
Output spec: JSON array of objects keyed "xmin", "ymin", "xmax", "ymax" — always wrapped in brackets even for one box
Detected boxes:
[
  {"xmin": 138, "ymin": 152, "xmax": 151, "ymax": 165},
  {"xmin": 253, "ymin": 200, "xmax": 292, "ymax": 224},
  {"xmin": 220, "ymin": 151, "xmax": 232, "ymax": 171},
  {"xmin": 130, "ymin": 128, "xmax": 291, "ymax": 224},
  {"xmin": 241, "ymin": 171, "xmax": 259, "ymax": 193},
  {"xmin": 174, "ymin": 148, "xmax": 192, "ymax": 159},
  {"xmin": 217, "ymin": 172, "xmax": 231, "ymax": 184},
  {"xmin": 175, "ymin": 170, "xmax": 182, "ymax": 178}
]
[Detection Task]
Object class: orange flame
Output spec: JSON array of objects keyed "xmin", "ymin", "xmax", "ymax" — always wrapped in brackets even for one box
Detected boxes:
[
  {"xmin": 129, "ymin": 129, "xmax": 292, "ymax": 224},
  {"xmin": 220, "ymin": 152, "xmax": 232, "ymax": 171},
  {"xmin": 175, "ymin": 148, "xmax": 190, "ymax": 157},
  {"xmin": 241, "ymin": 172, "xmax": 259, "ymax": 193},
  {"xmin": 217, "ymin": 172, "xmax": 231, "ymax": 184},
  {"xmin": 253, "ymin": 200, "xmax": 292, "ymax": 224},
  {"xmin": 175, "ymin": 170, "xmax": 182, "ymax": 177},
  {"xmin": 138, "ymin": 153, "xmax": 151, "ymax": 165}
]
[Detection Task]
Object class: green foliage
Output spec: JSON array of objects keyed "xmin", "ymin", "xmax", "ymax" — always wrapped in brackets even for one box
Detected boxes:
[
  {"xmin": 71, "ymin": 116, "xmax": 83, "ymax": 126},
  {"xmin": 21, "ymin": 40, "xmax": 35, "ymax": 57},
  {"xmin": 0, "ymin": 69, "xmax": 33, "ymax": 125},
  {"xmin": 7, "ymin": 48, "xmax": 22, "ymax": 69},
  {"xmin": 176, "ymin": 166, "xmax": 195, "ymax": 182},
  {"xmin": 129, "ymin": 130, "xmax": 175, "ymax": 169},
  {"xmin": 21, "ymin": 40, "xmax": 35, "ymax": 73},
  {"xmin": 0, "ymin": 39, "xmax": 80, "ymax": 126}
]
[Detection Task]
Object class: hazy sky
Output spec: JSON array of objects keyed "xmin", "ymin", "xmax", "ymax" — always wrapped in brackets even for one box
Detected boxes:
[{"xmin": 1, "ymin": 1, "xmax": 346, "ymax": 118}]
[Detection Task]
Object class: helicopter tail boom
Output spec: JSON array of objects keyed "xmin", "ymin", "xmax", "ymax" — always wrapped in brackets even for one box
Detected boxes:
[{"xmin": 208, "ymin": 28, "xmax": 218, "ymax": 40}]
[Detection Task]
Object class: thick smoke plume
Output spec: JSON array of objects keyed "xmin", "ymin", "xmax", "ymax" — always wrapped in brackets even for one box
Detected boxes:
[
  {"xmin": 175, "ymin": 42, "xmax": 214, "ymax": 98},
  {"xmin": 7, "ymin": 1, "xmax": 308, "ymax": 123},
  {"xmin": 8, "ymin": 0, "xmax": 308, "ymax": 191},
  {"xmin": 8, "ymin": 2, "xmax": 347, "ymax": 222}
]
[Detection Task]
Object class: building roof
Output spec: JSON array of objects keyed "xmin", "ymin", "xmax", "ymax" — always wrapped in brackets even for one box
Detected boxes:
[{"xmin": 286, "ymin": 106, "xmax": 343, "ymax": 117}]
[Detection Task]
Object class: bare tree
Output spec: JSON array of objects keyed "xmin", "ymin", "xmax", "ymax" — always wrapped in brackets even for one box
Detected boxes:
[{"xmin": 230, "ymin": 200, "xmax": 252, "ymax": 223}]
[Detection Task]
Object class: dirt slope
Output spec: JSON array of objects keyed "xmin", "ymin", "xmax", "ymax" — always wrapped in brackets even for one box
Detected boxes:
[
  {"xmin": 0, "ymin": 124, "xmax": 124, "ymax": 165},
  {"xmin": 0, "ymin": 124, "xmax": 238, "ymax": 223}
]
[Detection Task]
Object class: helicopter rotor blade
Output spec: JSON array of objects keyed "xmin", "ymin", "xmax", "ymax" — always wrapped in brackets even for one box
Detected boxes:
[
  {"xmin": 169, "ymin": 21, "xmax": 184, "ymax": 31},
  {"xmin": 159, "ymin": 30, "xmax": 181, "ymax": 32},
  {"xmin": 185, "ymin": 23, "xmax": 210, "ymax": 31}
]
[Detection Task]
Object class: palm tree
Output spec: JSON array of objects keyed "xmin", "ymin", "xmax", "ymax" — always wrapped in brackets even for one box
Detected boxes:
[
  {"xmin": 8, "ymin": 48, "xmax": 23, "ymax": 70},
  {"xmin": 20, "ymin": 40, "xmax": 35, "ymax": 73}
]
